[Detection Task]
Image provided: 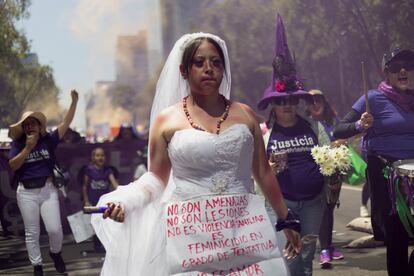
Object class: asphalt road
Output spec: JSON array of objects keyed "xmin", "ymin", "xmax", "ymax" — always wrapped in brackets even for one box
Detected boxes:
[{"xmin": 1, "ymin": 184, "xmax": 408, "ymax": 275}]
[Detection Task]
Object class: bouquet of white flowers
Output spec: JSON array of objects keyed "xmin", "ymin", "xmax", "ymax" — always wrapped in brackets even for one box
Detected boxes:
[
  {"xmin": 311, "ymin": 145, "xmax": 351, "ymax": 206},
  {"xmin": 311, "ymin": 145, "xmax": 351, "ymax": 176}
]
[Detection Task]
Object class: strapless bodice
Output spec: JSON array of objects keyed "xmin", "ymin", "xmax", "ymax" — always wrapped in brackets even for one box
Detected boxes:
[{"xmin": 168, "ymin": 124, "xmax": 254, "ymax": 199}]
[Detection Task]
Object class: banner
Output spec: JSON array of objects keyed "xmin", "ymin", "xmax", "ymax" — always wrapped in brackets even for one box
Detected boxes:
[{"xmin": 165, "ymin": 194, "xmax": 280, "ymax": 274}]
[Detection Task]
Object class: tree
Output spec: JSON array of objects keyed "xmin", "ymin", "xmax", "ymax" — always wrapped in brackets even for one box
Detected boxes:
[
  {"xmin": 110, "ymin": 65, "xmax": 162, "ymax": 126},
  {"xmin": 0, "ymin": 0, "xmax": 61, "ymax": 127},
  {"xmin": 196, "ymin": 0, "xmax": 414, "ymax": 116}
]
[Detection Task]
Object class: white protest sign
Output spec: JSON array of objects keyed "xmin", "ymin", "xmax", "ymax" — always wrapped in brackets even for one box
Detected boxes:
[
  {"xmin": 67, "ymin": 211, "xmax": 94, "ymax": 243},
  {"xmin": 165, "ymin": 194, "xmax": 281, "ymax": 274}
]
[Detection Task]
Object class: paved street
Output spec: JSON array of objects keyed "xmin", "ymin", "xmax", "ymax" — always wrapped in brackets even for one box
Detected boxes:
[{"xmin": 1, "ymin": 184, "xmax": 410, "ymax": 275}]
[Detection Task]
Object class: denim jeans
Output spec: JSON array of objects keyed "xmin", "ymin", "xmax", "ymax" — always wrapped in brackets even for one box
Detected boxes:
[
  {"xmin": 284, "ymin": 194, "xmax": 323, "ymax": 276},
  {"xmin": 16, "ymin": 180, "xmax": 63, "ymax": 266}
]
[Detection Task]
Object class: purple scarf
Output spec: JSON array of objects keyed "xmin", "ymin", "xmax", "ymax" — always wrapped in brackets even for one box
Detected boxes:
[{"xmin": 377, "ymin": 81, "xmax": 414, "ymax": 113}]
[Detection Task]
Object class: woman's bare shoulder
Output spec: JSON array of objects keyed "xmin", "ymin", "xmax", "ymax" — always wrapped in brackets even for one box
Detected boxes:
[
  {"xmin": 153, "ymin": 102, "xmax": 186, "ymax": 141},
  {"xmin": 154, "ymin": 102, "xmax": 182, "ymax": 123},
  {"xmin": 231, "ymin": 101, "xmax": 262, "ymax": 124}
]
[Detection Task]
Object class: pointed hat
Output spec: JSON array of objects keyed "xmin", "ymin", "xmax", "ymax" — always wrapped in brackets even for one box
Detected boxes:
[{"xmin": 257, "ymin": 14, "xmax": 309, "ymax": 110}]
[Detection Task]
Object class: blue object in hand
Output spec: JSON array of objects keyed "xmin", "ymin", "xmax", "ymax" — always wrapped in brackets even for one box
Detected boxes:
[{"xmin": 83, "ymin": 206, "xmax": 109, "ymax": 214}]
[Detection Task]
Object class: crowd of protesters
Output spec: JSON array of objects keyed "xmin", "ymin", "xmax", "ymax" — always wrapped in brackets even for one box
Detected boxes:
[{"xmin": 1, "ymin": 18, "xmax": 413, "ymax": 276}]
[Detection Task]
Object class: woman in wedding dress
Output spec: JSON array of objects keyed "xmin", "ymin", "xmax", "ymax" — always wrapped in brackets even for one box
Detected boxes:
[{"xmin": 92, "ymin": 33, "xmax": 301, "ymax": 275}]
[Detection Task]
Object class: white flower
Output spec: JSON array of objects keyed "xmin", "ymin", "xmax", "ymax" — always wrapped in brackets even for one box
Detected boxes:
[{"xmin": 311, "ymin": 145, "xmax": 351, "ymax": 176}]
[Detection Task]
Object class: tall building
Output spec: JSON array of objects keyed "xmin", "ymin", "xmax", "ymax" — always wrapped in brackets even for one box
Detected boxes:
[
  {"xmin": 159, "ymin": 0, "xmax": 203, "ymax": 58},
  {"xmin": 85, "ymin": 81, "xmax": 132, "ymax": 139},
  {"xmin": 115, "ymin": 30, "xmax": 149, "ymax": 92}
]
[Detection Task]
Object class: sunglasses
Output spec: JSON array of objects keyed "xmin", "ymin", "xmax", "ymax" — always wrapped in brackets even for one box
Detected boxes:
[
  {"xmin": 386, "ymin": 61, "xmax": 414, "ymax": 73},
  {"xmin": 272, "ymin": 97, "xmax": 299, "ymax": 106}
]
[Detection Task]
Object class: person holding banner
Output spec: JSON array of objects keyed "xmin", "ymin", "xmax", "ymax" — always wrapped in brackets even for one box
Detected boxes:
[
  {"xmin": 8, "ymin": 89, "xmax": 79, "ymax": 276},
  {"xmin": 334, "ymin": 47, "xmax": 414, "ymax": 276},
  {"xmin": 92, "ymin": 32, "xmax": 301, "ymax": 275},
  {"xmin": 256, "ymin": 15, "xmax": 330, "ymax": 276}
]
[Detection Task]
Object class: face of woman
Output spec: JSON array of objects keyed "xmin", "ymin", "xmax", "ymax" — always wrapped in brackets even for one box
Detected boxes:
[
  {"xmin": 271, "ymin": 97, "xmax": 299, "ymax": 121},
  {"xmin": 22, "ymin": 117, "xmax": 41, "ymax": 136},
  {"xmin": 385, "ymin": 59, "xmax": 414, "ymax": 91},
  {"xmin": 308, "ymin": 96, "xmax": 325, "ymax": 118},
  {"xmin": 186, "ymin": 40, "xmax": 224, "ymax": 96}
]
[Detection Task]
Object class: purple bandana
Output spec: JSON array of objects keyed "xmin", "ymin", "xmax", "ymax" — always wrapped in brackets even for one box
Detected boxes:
[{"xmin": 378, "ymin": 81, "xmax": 414, "ymax": 113}]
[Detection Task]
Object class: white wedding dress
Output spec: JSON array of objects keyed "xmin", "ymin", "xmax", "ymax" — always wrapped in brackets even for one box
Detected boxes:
[{"xmin": 92, "ymin": 124, "xmax": 288, "ymax": 275}]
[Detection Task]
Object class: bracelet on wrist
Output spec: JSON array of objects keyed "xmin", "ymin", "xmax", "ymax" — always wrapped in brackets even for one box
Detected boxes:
[{"xmin": 275, "ymin": 209, "xmax": 301, "ymax": 233}]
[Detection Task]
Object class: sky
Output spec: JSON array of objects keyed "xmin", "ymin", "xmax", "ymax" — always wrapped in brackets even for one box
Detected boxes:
[{"xmin": 18, "ymin": 0, "xmax": 162, "ymax": 130}]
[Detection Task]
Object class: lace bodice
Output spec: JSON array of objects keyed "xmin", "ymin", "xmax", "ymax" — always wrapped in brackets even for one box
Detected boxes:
[{"xmin": 168, "ymin": 123, "xmax": 254, "ymax": 200}]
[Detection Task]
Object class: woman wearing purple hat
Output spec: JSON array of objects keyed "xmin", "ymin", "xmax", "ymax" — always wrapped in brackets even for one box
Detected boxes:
[
  {"xmin": 334, "ymin": 47, "xmax": 414, "ymax": 276},
  {"xmin": 257, "ymin": 15, "xmax": 330, "ymax": 276}
]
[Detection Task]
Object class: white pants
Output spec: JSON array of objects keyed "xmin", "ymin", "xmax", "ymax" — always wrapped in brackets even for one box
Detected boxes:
[{"xmin": 16, "ymin": 180, "xmax": 63, "ymax": 266}]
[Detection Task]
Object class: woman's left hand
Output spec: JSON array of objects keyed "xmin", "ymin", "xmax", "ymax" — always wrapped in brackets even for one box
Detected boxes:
[
  {"xmin": 283, "ymin": 229, "xmax": 302, "ymax": 259},
  {"xmin": 71, "ymin": 89, "xmax": 79, "ymax": 103}
]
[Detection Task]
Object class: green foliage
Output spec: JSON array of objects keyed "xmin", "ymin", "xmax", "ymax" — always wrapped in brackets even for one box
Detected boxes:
[
  {"xmin": 111, "ymin": 64, "xmax": 161, "ymax": 124},
  {"xmin": 0, "ymin": 0, "xmax": 60, "ymax": 127},
  {"xmin": 196, "ymin": 0, "xmax": 414, "ymax": 116}
]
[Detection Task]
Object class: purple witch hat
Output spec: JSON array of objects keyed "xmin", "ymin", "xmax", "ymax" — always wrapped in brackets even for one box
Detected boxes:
[{"xmin": 257, "ymin": 14, "xmax": 309, "ymax": 110}]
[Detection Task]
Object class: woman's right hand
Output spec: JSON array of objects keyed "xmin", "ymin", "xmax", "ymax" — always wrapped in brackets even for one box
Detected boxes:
[
  {"xmin": 269, "ymin": 153, "xmax": 288, "ymax": 174},
  {"xmin": 103, "ymin": 202, "xmax": 125, "ymax": 223},
  {"xmin": 25, "ymin": 133, "xmax": 39, "ymax": 151},
  {"xmin": 358, "ymin": 112, "xmax": 373, "ymax": 130}
]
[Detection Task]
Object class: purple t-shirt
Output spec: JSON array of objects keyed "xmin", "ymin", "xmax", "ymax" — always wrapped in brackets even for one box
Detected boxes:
[
  {"xmin": 353, "ymin": 90, "xmax": 414, "ymax": 159},
  {"xmin": 267, "ymin": 117, "xmax": 324, "ymax": 201},
  {"xmin": 9, "ymin": 129, "xmax": 60, "ymax": 181},
  {"xmin": 85, "ymin": 164, "xmax": 113, "ymax": 205}
]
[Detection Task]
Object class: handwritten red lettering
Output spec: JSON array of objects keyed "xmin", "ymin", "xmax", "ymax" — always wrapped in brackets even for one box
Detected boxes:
[
  {"xmin": 211, "ymin": 231, "xmax": 224, "ymax": 241},
  {"xmin": 181, "ymin": 255, "xmax": 214, "ymax": 269},
  {"xmin": 167, "ymin": 203, "xmax": 178, "ymax": 216},
  {"xmin": 183, "ymin": 225, "xmax": 196, "ymax": 235},
  {"xmin": 231, "ymin": 240, "xmax": 274, "ymax": 256},
  {"xmin": 180, "ymin": 201, "xmax": 201, "ymax": 214},
  {"xmin": 249, "ymin": 232, "xmax": 263, "ymax": 242},
  {"xmin": 166, "ymin": 216, "xmax": 179, "ymax": 227},
  {"xmin": 180, "ymin": 213, "xmax": 202, "ymax": 224},
  {"xmin": 216, "ymin": 251, "xmax": 229, "ymax": 262}
]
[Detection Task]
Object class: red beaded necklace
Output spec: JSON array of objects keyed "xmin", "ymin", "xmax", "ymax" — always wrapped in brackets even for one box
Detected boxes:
[{"xmin": 182, "ymin": 95, "xmax": 231, "ymax": 134}]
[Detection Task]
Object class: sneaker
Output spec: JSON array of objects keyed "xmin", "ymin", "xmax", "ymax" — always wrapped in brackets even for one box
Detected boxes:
[
  {"xmin": 49, "ymin": 251, "xmax": 66, "ymax": 273},
  {"xmin": 33, "ymin": 265, "xmax": 43, "ymax": 276},
  {"xmin": 330, "ymin": 247, "xmax": 344, "ymax": 260},
  {"xmin": 319, "ymin": 249, "xmax": 332, "ymax": 269},
  {"xmin": 360, "ymin": 205, "xmax": 369, "ymax": 217}
]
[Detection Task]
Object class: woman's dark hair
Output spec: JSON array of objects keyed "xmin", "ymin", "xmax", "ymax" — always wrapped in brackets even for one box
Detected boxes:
[
  {"xmin": 181, "ymin": 37, "xmax": 226, "ymax": 75},
  {"xmin": 266, "ymin": 109, "xmax": 276, "ymax": 129},
  {"xmin": 321, "ymin": 100, "xmax": 338, "ymax": 126}
]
